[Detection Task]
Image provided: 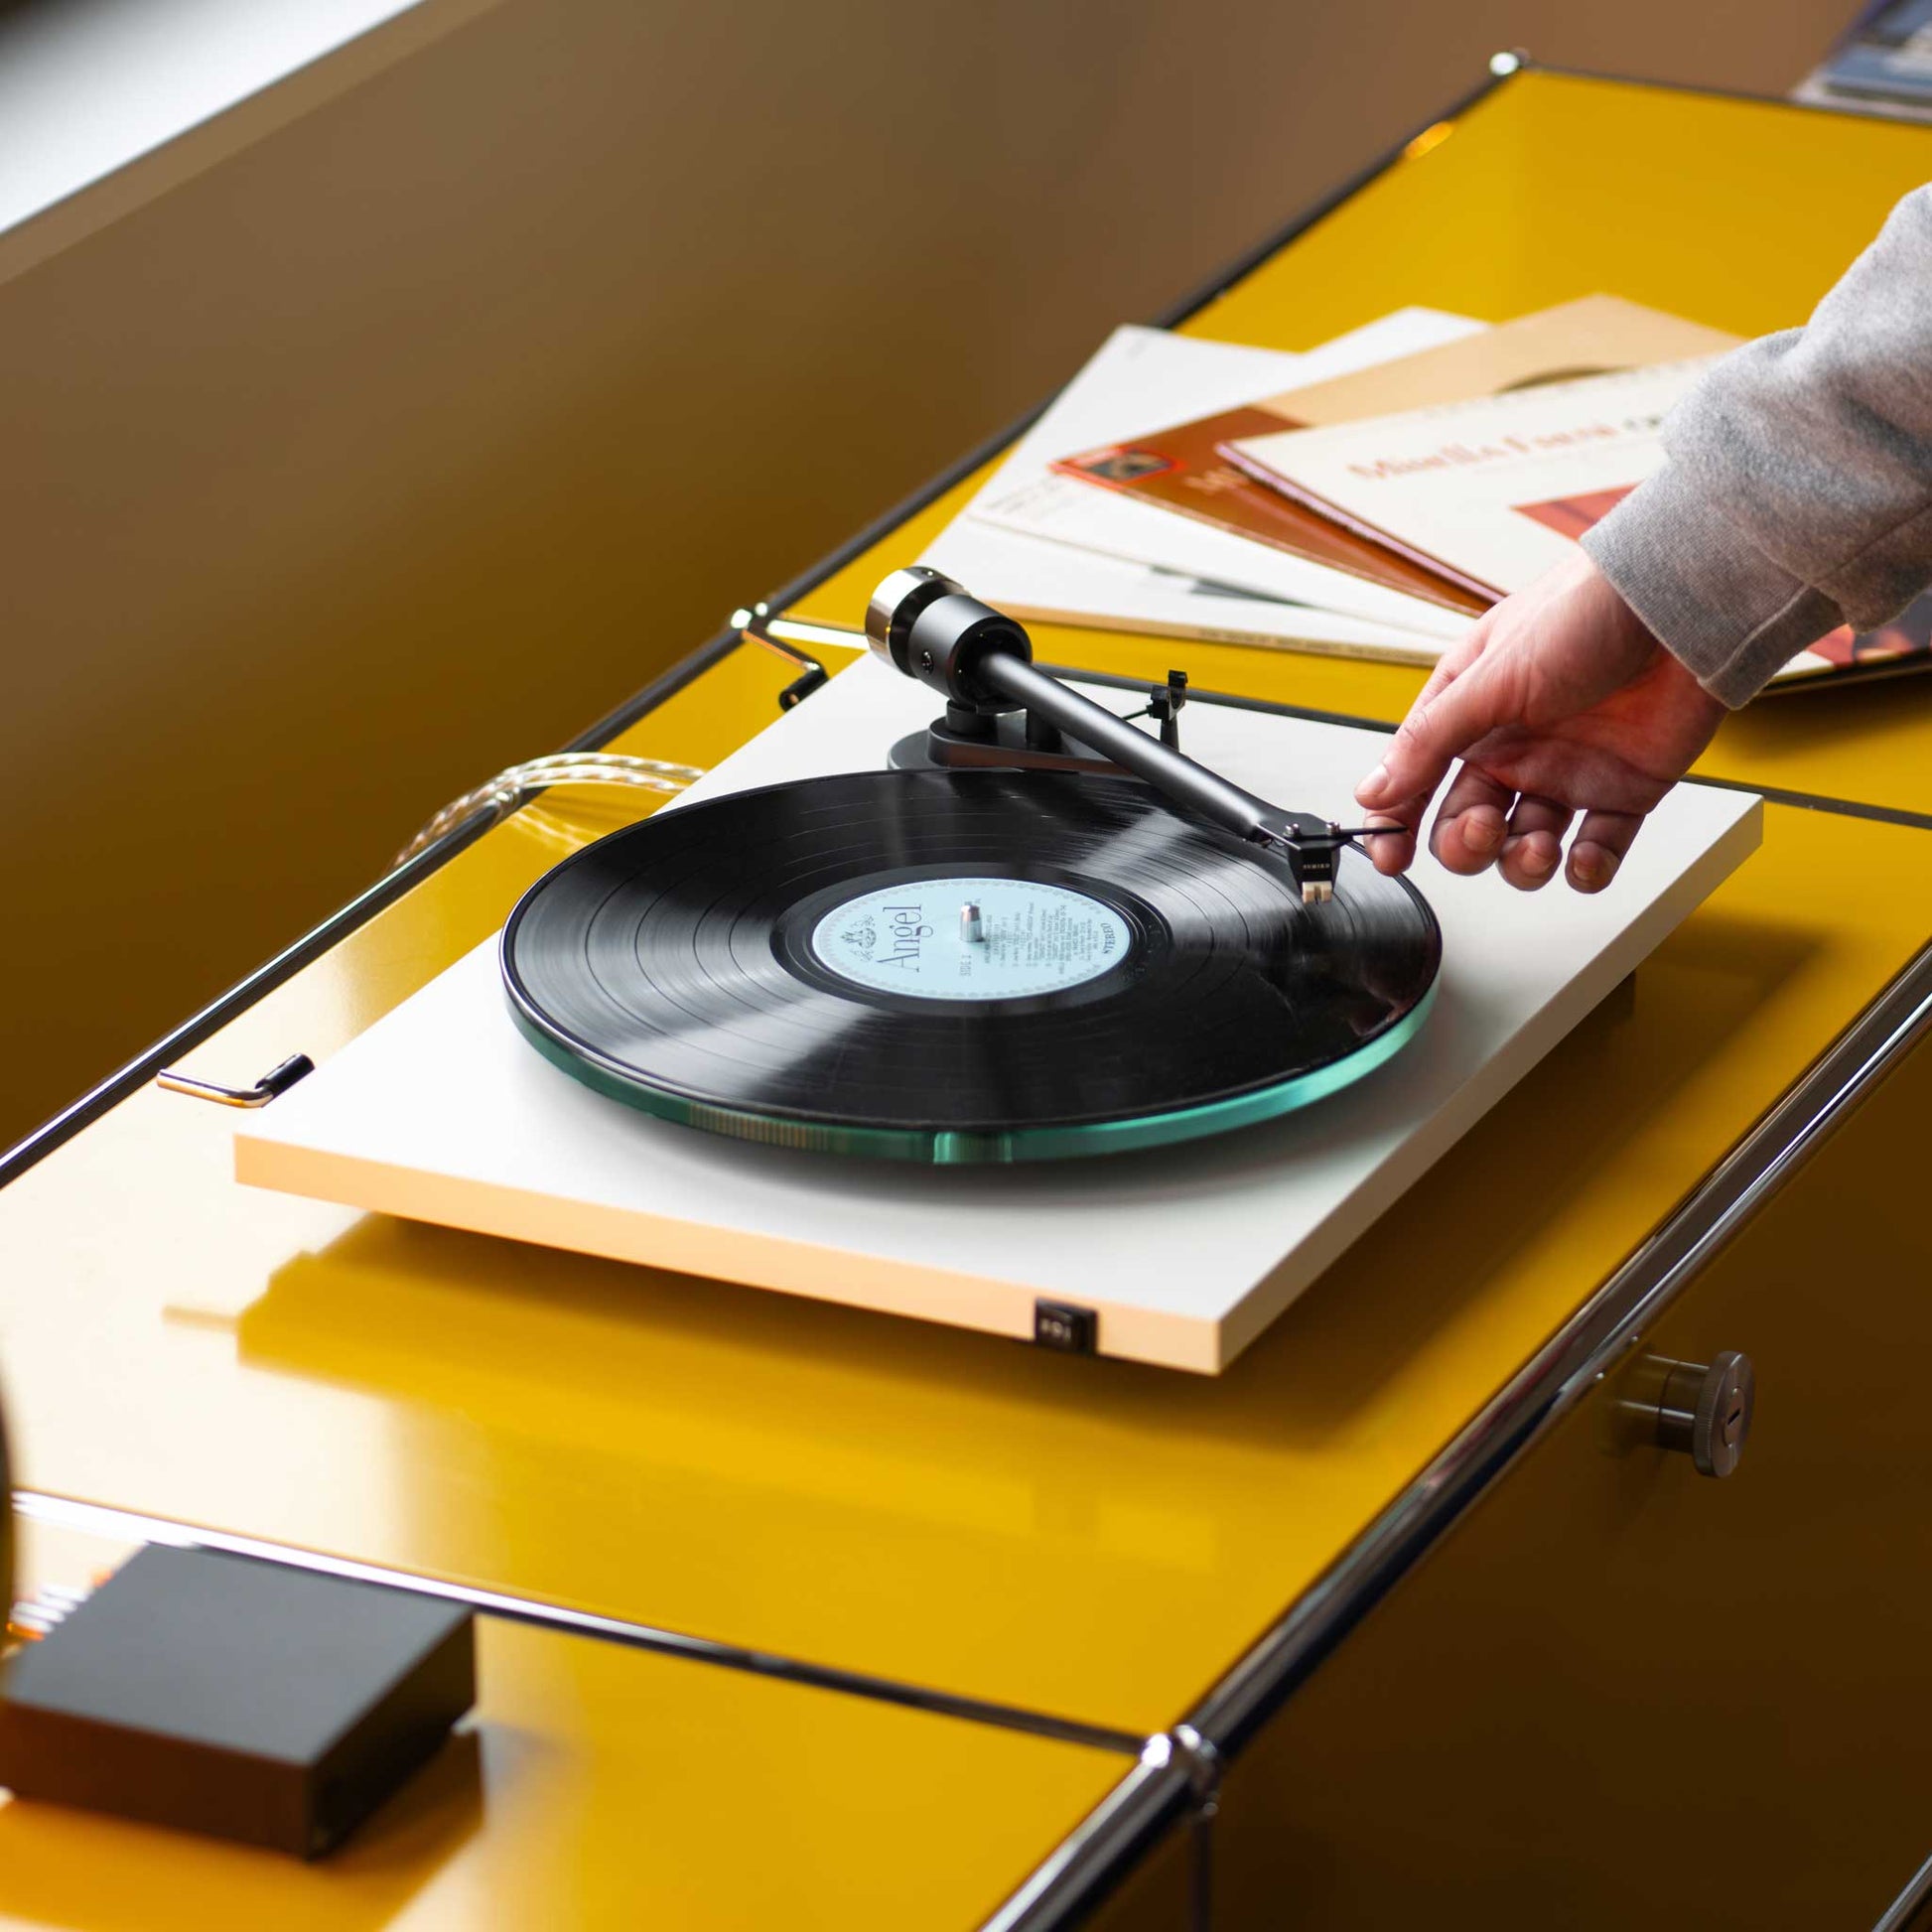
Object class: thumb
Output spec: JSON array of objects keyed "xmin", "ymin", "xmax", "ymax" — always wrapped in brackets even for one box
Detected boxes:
[{"xmin": 1356, "ymin": 653, "xmax": 1513, "ymax": 811}]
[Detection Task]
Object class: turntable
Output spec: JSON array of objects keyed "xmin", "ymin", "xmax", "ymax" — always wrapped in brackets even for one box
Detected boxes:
[{"xmin": 235, "ymin": 573, "xmax": 1760, "ymax": 1371}]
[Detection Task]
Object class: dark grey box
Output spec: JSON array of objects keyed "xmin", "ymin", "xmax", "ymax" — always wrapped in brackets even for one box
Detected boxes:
[{"xmin": 0, "ymin": 1544, "xmax": 475, "ymax": 1857}]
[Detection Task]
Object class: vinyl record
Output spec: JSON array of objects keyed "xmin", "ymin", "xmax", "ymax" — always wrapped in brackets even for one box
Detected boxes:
[{"xmin": 500, "ymin": 768, "xmax": 1441, "ymax": 1164}]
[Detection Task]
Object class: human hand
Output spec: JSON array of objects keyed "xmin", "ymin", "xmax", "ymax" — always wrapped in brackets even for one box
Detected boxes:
[{"xmin": 1354, "ymin": 552, "xmax": 1725, "ymax": 893}]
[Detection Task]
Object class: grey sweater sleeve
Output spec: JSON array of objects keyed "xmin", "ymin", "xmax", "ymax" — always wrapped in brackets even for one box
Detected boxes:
[{"xmin": 1581, "ymin": 184, "xmax": 1932, "ymax": 707}]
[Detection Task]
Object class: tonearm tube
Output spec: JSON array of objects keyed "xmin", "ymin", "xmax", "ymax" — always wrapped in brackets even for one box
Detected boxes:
[{"xmin": 865, "ymin": 566, "xmax": 1376, "ymax": 903}]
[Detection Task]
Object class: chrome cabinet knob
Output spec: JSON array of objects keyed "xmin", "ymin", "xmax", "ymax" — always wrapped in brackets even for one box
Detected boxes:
[
  {"xmin": 1605, "ymin": 1350, "xmax": 1755, "ymax": 1477},
  {"xmin": 1653, "ymin": 1351, "xmax": 1755, "ymax": 1478}
]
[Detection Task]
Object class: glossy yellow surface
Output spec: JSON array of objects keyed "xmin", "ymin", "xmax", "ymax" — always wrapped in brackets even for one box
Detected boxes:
[
  {"xmin": 791, "ymin": 73, "xmax": 1932, "ymax": 819},
  {"xmin": 8, "ymin": 71, "xmax": 1932, "ymax": 1755},
  {"xmin": 0, "ymin": 1517, "xmax": 1122, "ymax": 1931}
]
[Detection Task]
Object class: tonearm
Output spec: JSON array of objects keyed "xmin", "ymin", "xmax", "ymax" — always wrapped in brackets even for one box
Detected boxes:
[{"xmin": 864, "ymin": 567, "xmax": 1378, "ymax": 903}]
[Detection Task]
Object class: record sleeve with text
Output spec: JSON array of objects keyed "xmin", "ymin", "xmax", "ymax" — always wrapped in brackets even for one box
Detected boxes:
[
  {"xmin": 1221, "ymin": 357, "xmax": 1720, "ymax": 598},
  {"xmin": 1049, "ymin": 296, "xmax": 1737, "ymax": 617}
]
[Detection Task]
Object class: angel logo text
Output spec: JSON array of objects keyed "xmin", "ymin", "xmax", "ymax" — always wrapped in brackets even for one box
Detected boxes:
[{"xmin": 878, "ymin": 903, "xmax": 933, "ymax": 970}]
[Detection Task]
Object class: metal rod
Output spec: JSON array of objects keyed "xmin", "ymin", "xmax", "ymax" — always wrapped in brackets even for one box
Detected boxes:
[
  {"xmin": 11, "ymin": 1492, "xmax": 1146, "ymax": 1760},
  {"xmin": 154, "ymin": 1053, "xmax": 315, "ymax": 1109},
  {"xmin": 1871, "ymin": 1846, "xmax": 1932, "ymax": 1932},
  {"xmin": 731, "ymin": 603, "xmax": 832, "ymax": 708},
  {"xmin": 978, "ymin": 1741, "xmax": 1195, "ymax": 1932},
  {"xmin": 761, "ymin": 614, "xmax": 866, "ymax": 652},
  {"xmin": 976, "ymin": 652, "xmax": 1286, "ymax": 850}
]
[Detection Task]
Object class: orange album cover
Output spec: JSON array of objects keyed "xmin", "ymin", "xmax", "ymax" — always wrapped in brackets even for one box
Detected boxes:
[{"xmin": 1052, "ymin": 408, "xmax": 1492, "ymax": 618}]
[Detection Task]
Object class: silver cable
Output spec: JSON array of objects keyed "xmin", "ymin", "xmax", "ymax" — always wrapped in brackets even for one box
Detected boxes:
[{"xmin": 393, "ymin": 752, "xmax": 705, "ymax": 869}]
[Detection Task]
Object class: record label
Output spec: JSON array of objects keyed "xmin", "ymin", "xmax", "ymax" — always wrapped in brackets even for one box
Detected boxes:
[{"xmin": 808, "ymin": 876, "xmax": 1131, "ymax": 1002}]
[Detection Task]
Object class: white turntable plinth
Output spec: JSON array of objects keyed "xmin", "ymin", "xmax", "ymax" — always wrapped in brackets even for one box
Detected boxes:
[{"xmin": 236, "ymin": 657, "xmax": 1760, "ymax": 1372}]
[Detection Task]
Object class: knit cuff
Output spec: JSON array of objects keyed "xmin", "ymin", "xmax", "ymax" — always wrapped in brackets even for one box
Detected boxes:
[{"xmin": 1580, "ymin": 463, "xmax": 1845, "ymax": 708}]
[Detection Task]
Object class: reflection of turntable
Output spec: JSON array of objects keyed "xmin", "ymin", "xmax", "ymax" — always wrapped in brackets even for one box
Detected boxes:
[{"xmin": 236, "ymin": 577, "xmax": 1761, "ymax": 1372}]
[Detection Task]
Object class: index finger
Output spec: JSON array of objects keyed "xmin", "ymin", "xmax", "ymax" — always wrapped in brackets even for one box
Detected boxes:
[
  {"xmin": 1373, "ymin": 649, "xmax": 1515, "ymax": 795},
  {"xmin": 1354, "ymin": 621, "xmax": 1493, "ymax": 817}
]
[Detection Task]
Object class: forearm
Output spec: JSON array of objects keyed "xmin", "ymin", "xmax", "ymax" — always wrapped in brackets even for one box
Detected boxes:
[{"xmin": 1583, "ymin": 183, "xmax": 1932, "ymax": 706}]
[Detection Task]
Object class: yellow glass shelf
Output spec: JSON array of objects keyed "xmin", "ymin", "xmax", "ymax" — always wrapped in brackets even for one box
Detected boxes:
[{"xmin": 3, "ymin": 627, "xmax": 1927, "ymax": 1735}]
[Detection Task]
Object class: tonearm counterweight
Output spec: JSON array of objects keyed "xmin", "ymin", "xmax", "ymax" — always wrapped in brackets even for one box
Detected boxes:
[{"xmin": 864, "ymin": 567, "xmax": 1377, "ymax": 903}]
